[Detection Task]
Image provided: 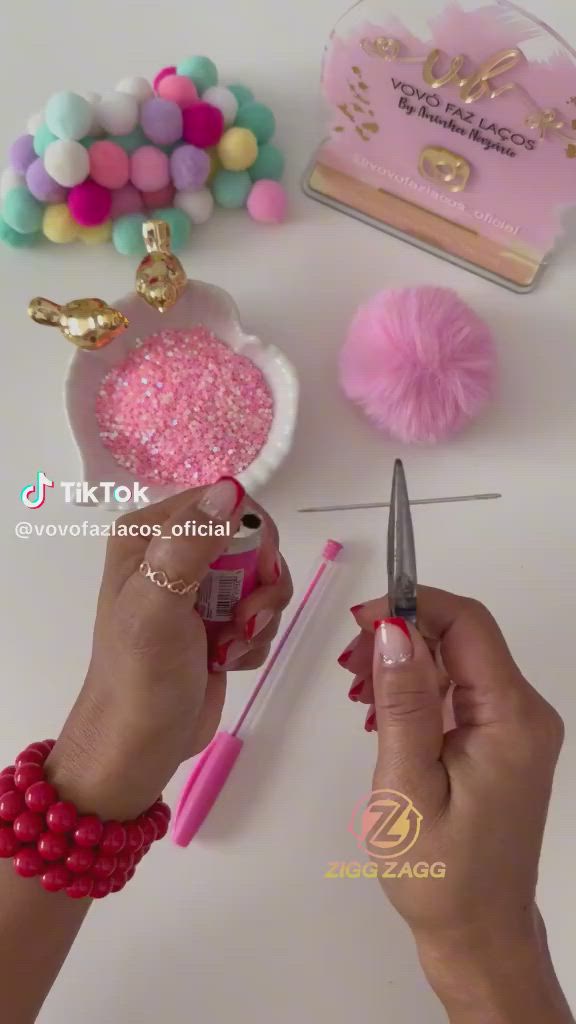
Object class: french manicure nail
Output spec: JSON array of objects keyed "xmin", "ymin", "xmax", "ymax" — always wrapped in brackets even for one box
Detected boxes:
[
  {"xmin": 365, "ymin": 707, "xmax": 377, "ymax": 732},
  {"xmin": 375, "ymin": 618, "xmax": 413, "ymax": 666},
  {"xmin": 198, "ymin": 477, "xmax": 244, "ymax": 521},
  {"xmin": 348, "ymin": 680, "xmax": 364, "ymax": 702},
  {"xmin": 214, "ymin": 639, "xmax": 251, "ymax": 669},
  {"xmin": 245, "ymin": 610, "xmax": 274, "ymax": 641}
]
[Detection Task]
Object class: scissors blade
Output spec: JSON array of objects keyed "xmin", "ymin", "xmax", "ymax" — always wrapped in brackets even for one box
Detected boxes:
[{"xmin": 388, "ymin": 460, "xmax": 418, "ymax": 625}]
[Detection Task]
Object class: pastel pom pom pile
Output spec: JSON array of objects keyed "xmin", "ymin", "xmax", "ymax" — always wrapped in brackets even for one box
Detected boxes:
[
  {"xmin": 339, "ymin": 288, "xmax": 497, "ymax": 444},
  {"xmin": 0, "ymin": 56, "xmax": 288, "ymax": 252}
]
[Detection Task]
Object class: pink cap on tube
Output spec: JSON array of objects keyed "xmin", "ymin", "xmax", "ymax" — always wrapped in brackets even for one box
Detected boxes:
[
  {"xmin": 172, "ymin": 732, "xmax": 244, "ymax": 847},
  {"xmin": 323, "ymin": 540, "xmax": 343, "ymax": 561}
]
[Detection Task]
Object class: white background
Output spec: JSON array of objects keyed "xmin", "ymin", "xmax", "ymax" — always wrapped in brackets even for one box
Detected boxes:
[{"xmin": 2, "ymin": 1, "xmax": 576, "ymax": 1020}]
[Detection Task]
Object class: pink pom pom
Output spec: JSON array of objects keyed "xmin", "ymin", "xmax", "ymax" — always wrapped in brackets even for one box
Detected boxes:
[
  {"xmin": 339, "ymin": 288, "xmax": 497, "ymax": 444},
  {"xmin": 182, "ymin": 103, "xmax": 224, "ymax": 148},
  {"xmin": 141, "ymin": 183, "xmax": 176, "ymax": 209},
  {"xmin": 130, "ymin": 146, "xmax": 170, "ymax": 192},
  {"xmin": 68, "ymin": 180, "xmax": 112, "ymax": 226},
  {"xmin": 247, "ymin": 180, "xmax": 287, "ymax": 223},
  {"xmin": 153, "ymin": 66, "xmax": 177, "ymax": 93},
  {"xmin": 89, "ymin": 141, "xmax": 130, "ymax": 190},
  {"xmin": 110, "ymin": 183, "xmax": 143, "ymax": 219},
  {"xmin": 158, "ymin": 74, "xmax": 199, "ymax": 109}
]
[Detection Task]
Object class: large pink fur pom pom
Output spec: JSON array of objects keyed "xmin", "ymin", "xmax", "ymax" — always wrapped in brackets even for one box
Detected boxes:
[{"xmin": 339, "ymin": 287, "xmax": 497, "ymax": 443}]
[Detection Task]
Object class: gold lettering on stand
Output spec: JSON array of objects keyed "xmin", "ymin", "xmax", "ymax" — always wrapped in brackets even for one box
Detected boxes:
[
  {"xmin": 459, "ymin": 49, "xmax": 523, "ymax": 103},
  {"xmin": 423, "ymin": 49, "xmax": 466, "ymax": 90},
  {"xmin": 361, "ymin": 36, "xmax": 576, "ymax": 150},
  {"xmin": 418, "ymin": 146, "xmax": 471, "ymax": 192}
]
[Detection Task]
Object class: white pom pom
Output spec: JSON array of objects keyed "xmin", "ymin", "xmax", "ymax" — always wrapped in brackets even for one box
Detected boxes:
[
  {"xmin": 202, "ymin": 86, "xmax": 238, "ymax": 126},
  {"xmin": 79, "ymin": 91, "xmax": 104, "ymax": 136},
  {"xmin": 1, "ymin": 167, "xmax": 24, "ymax": 200},
  {"xmin": 44, "ymin": 139, "xmax": 90, "ymax": 187},
  {"xmin": 174, "ymin": 188, "xmax": 214, "ymax": 225},
  {"xmin": 26, "ymin": 111, "xmax": 44, "ymax": 136},
  {"xmin": 116, "ymin": 76, "xmax": 153, "ymax": 104},
  {"xmin": 96, "ymin": 91, "xmax": 139, "ymax": 136}
]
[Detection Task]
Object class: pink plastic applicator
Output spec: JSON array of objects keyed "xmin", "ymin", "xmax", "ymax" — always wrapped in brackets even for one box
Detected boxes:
[{"xmin": 172, "ymin": 539, "xmax": 343, "ymax": 846}]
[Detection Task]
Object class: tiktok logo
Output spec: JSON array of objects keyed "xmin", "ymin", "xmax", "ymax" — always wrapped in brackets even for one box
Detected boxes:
[{"xmin": 20, "ymin": 471, "xmax": 55, "ymax": 510}]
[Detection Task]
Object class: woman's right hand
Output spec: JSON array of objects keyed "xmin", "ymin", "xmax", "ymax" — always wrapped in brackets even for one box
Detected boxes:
[{"xmin": 340, "ymin": 589, "xmax": 572, "ymax": 1023}]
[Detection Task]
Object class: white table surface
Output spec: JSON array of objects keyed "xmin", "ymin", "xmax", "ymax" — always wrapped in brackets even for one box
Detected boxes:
[{"xmin": 2, "ymin": 1, "xmax": 576, "ymax": 1020}]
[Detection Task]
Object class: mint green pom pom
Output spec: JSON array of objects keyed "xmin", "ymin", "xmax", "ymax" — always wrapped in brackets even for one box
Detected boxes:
[
  {"xmin": 235, "ymin": 102, "xmax": 276, "ymax": 144},
  {"xmin": 151, "ymin": 208, "xmax": 191, "ymax": 252},
  {"xmin": 2, "ymin": 187, "xmax": 43, "ymax": 234},
  {"xmin": 114, "ymin": 126, "xmax": 147, "ymax": 154},
  {"xmin": 45, "ymin": 91, "xmax": 92, "ymax": 141},
  {"xmin": 112, "ymin": 214, "xmax": 147, "ymax": 255},
  {"xmin": 34, "ymin": 123, "xmax": 58, "ymax": 157},
  {"xmin": 228, "ymin": 84, "xmax": 254, "ymax": 107},
  {"xmin": 249, "ymin": 144, "xmax": 285, "ymax": 182},
  {"xmin": 177, "ymin": 56, "xmax": 218, "ymax": 93},
  {"xmin": 212, "ymin": 170, "xmax": 252, "ymax": 209},
  {"xmin": 0, "ymin": 215, "xmax": 41, "ymax": 247}
]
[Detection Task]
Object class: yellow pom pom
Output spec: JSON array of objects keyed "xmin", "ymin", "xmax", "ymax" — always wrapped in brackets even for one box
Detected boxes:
[
  {"xmin": 78, "ymin": 221, "xmax": 112, "ymax": 245},
  {"xmin": 218, "ymin": 127, "xmax": 258, "ymax": 172},
  {"xmin": 42, "ymin": 204, "xmax": 79, "ymax": 244}
]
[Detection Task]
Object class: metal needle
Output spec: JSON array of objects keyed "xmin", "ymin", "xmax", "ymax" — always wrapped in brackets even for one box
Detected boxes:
[{"xmin": 298, "ymin": 494, "xmax": 502, "ymax": 513}]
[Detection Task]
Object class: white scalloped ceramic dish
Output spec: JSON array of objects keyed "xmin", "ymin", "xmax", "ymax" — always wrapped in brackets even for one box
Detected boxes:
[{"xmin": 65, "ymin": 281, "xmax": 299, "ymax": 509}]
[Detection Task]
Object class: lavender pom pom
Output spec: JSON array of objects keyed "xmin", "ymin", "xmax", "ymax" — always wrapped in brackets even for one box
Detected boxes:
[
  {"xmin": 10, "ymin": 135, "xmax": 36, "ymax": 174},
  {"xmin": 26, "ymin": 158, "xmax": 67, "ymax": 203},
  {"xmin": 170, "ymin": 145, "xmax": 210, "ymax": 191}
]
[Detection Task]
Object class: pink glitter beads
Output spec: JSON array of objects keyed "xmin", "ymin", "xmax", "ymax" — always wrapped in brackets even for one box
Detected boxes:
[{"xmin": 95, "ymin": 327, "xmax": 274, "ymax": 486}]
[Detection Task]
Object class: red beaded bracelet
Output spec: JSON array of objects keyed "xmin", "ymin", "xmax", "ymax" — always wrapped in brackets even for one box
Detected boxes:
[{"xmin": 0, "ymin": 740, "xmax": 170, "ymax": 899}]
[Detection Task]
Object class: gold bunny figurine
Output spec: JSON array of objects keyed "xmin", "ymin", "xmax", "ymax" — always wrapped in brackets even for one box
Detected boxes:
[
  {"xmin": 28, "ymin": 297, "xmax": 129, "ymax": 350},
  {"xmin": 136, "ymin": 219, "xmax": 187, "ymax": 313}
]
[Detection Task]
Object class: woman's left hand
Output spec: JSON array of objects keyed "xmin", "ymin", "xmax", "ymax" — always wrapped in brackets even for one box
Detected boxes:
[{"xmin": 47, "ymin": 479, "xmax": 293, "ymax": 820}]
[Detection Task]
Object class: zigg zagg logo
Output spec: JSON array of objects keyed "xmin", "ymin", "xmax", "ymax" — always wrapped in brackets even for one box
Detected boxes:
[
  {"xmin": 324, "ymin": 789, "xmax": 447, "ymax": 881},
  {"xmin": 350, "ymin": 789, "xmax": 422, "ymax": 860},
  {"xmin": 20, "ymin": 472, "xmax": 149, "ymax": 510}
]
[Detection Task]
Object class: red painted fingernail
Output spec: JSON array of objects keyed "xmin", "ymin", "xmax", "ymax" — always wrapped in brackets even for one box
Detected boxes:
[
  {"xmin": 273, "ymin": 554, "xmax": 281, "ymax": 582},
  {"xmin": 350, "ymin": 604, "xmax": 365, "ymax": 614},
  {"xmin": 374, "ymin": 617, "xmax": 411, "ymax": 640},
  {"xmin": 244, "ymin": 610, "xmax": 273, "ymax": 641},
  {"xmin": 215, "ymin": 641, "xmax": 233, "ymax": 666},
  {"xmin": 365, "ymin": 707, "xmax": 377, "ymax": 732},
  {"xmin": 348, "ymin": 681, "xmax": 364, "ymax": 702},
  {"xmin": 336, "ymin": 643, "xmax": 354, "ymax": 667}
]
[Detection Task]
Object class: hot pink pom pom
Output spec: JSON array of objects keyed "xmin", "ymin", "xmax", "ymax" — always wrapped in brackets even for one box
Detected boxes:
[
  {"xmin": 182, "ymin": 103, "xmax": 224, "ymax": 148},
  {"xmin": 68, "ymin": 180, "xmax": 112, "ymax": 227},
  {"xmin": 339, "ymin": 287, "xmax": 497, "ymax": 444}
]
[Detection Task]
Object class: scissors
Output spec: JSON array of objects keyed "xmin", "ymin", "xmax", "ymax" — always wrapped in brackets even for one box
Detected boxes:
[{"xmin": 388, "ymin": 460, "xmax": 418, "ymax": 626}]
